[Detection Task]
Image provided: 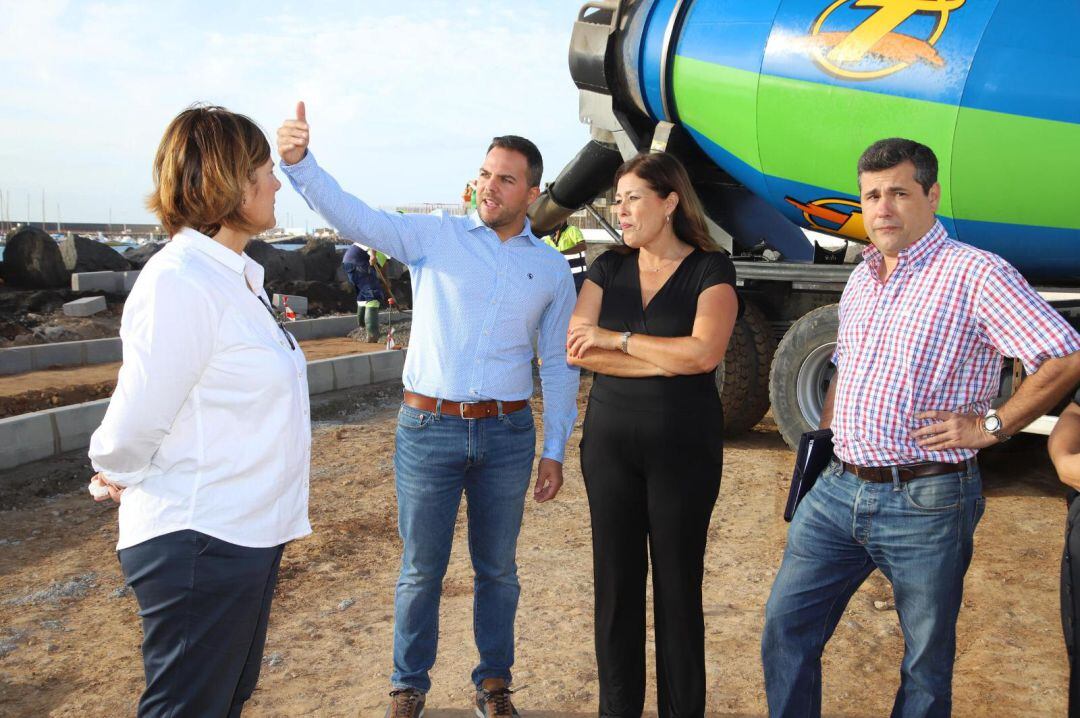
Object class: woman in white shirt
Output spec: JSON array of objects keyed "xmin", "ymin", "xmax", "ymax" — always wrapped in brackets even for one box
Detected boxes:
[{"xmin": 89, "ymin": 105, "xmax": 311, "ymax": 718}]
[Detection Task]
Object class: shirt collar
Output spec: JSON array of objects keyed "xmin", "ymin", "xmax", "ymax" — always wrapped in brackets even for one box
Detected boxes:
[
  {"xmin": 861, "ymin": 219, "xmax": 948, "ymax": 274},
  {"xmin": 175, "ymin": 227, "xmax": 246, "ymax": 274},
  {"xmin": 175, "ymin": 227, "xmax": 266, "ymax": 291},
  {"xmin": 467, "ymin": 211, "xmax": 540, "ymax": 246}
]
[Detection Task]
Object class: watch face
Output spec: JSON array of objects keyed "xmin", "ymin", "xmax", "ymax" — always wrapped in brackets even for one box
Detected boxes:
[{"xmin": 983, "ymin": 414, "xmax": 1003, "ymax": 433}]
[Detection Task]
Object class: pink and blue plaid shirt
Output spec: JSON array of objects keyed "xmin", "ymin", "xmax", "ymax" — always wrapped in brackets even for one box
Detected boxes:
[{"xmin": 831, "ymin": 220, "xmax": 1080, "ymax": 466}]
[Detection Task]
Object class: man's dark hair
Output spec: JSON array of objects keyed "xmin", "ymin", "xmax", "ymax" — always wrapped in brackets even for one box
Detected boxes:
[
  {"xmin": 857, "ymin": 138, "xmax": 938, "ymax": 194},
  {"xmin": 488, "ymin": 135, "xmax": 543, "ymax": 188}
]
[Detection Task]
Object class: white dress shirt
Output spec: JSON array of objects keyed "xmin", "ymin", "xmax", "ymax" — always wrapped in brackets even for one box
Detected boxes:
[{"xmin": 89, "ymin": 228, "xmax": 312, "ymax": 551}]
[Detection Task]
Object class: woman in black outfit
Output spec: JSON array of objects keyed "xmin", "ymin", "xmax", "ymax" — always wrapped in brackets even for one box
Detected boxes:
[{"xmin": 567, "ymin": 152, "xmax": 738, "ymax": 717}]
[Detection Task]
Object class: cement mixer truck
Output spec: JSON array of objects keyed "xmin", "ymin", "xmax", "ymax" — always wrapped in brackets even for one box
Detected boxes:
[{"xmin": 528, "ymin": 0, "xmax": 1080, "ymax": 448}]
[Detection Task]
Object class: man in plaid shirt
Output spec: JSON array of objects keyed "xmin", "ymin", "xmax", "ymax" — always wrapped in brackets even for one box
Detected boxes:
[{"xmin": 762, "ymin": 138, "xmax": 1080, "ymax": 717}]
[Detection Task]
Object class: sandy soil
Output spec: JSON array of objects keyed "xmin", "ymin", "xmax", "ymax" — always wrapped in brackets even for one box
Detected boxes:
[
  {"xmin": 0, "ymin": 377, "xmax": 1070, "ymax": 717},
  {"xmin": 0, "ymin": 336, "xmax": 391, "ymax": 418}
]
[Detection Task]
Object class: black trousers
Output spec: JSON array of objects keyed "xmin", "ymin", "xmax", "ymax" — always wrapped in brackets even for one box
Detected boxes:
[
  {"xmin": 118, "ymin": 530, "xmax": 285, "ymax": 718},
  {"xmin": 580, "ymin": 398, "xmax": 723, "ymax": 718},
  {"xmin": 1063, "ymin": 493, "xmax": 1080, "ymax": 717}
]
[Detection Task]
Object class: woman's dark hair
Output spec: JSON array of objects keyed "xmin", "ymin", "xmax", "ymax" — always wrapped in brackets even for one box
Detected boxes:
[
  {"xmin": 613, "ymin": 152, "xmax": 716, "ymax": 252},
  {"xmin": 147, "ymin": 104, "xmax": 271, "ymax": 237}
]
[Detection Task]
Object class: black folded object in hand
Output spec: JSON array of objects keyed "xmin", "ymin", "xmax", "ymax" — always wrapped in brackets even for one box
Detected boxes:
[{"xmin": 784, "ymin": 428, "xmax": 834, "ymax": 522}]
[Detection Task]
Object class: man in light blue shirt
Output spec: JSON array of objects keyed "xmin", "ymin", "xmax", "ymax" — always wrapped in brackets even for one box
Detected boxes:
[{"xmin": 278, "ymin": 102, "xmax": 578, "ymax": 718}]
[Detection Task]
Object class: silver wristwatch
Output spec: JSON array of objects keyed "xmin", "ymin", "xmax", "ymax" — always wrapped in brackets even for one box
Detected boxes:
[
  {"xmin": 981, "ymin": 409, "xmax": 1010, "ymax": 442},
  {"xmin": 619, "ymin": 331, "xmax": 632, "ymax": 354}
]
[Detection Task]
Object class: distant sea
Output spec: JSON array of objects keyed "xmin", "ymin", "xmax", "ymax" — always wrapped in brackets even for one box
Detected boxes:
[{"xmin": 0, "ymin": 241, "xmax": 352, "ymax": 262}]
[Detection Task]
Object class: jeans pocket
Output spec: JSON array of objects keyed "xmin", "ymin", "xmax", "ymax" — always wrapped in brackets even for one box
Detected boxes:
[
  {"xmin": 822, "ymin": 458, "xmax": 843, "ymax": 481},
  {"xmin": 397, "ymin": 405, "xmax": 432, "ymax": 431},
  {"xmin": 903, "ymin": 475, "xmax": 962, "ymax": 511},
  {"xmin": 501, "ymin": 408, "xmax": 534, "ymax": 432}
]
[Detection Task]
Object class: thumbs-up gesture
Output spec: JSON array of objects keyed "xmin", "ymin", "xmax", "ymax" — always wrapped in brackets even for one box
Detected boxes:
[{"xmin": 277, "ymin": 101, "xmax": 309, "ymax": 166}]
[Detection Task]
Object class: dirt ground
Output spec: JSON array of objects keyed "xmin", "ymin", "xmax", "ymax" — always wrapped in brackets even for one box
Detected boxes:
[
  {"xmin": 0, "ymin": 377, "xmax": 1070, "ymax": 717},
  {"xmin": 0, "ymin": 336, "xmax": 391, "ymax": 418}
]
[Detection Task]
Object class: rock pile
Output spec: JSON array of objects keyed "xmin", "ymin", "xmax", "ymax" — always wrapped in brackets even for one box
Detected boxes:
[
  {"xmin": 1, "ymin": 227, "xmax": 70, "ymax": 288},
  {"xmin": 59, "ymin": 235, "xmax": 132, "ymax": 273},
  {"xmin": 1, "ymin": 232, "xmax": 412, "ymax": 311}
]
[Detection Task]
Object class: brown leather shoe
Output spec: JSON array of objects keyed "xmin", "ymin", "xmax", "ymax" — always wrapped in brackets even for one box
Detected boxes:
[
  {"xmin": 474, "ymin": 678, "xmax": 521, "ymax": 718},
  {"xmin": 385, "ymin": 688, "xmax": 425, "ymax": 718}
]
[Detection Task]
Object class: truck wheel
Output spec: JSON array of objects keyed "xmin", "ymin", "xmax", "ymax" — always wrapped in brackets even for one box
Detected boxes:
[
  {"xmin": 715, "ymin": 300, "xmax": 776, "ymax": 435},
  {"xmin": 769, "ymin": 304, "xmax": 839, "ymax": 450}
]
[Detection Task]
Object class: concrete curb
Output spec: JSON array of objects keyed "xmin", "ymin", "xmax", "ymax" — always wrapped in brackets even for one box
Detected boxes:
[
  {"xmin": 0, "ymin": 349, "xmax": 406, "ymax": 472},
  {"xmin": 0, "ymin": 313, "xmax": 399, "ymax": 376},
  {"xmin": 0, "ymin": 338, "xmax": 123, "ymax": 375}
]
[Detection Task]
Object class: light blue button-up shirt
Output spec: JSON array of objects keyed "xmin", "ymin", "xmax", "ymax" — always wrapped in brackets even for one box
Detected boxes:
[{"xmin": 282, "ymin": 152, "xmax": 579, "ymax": 462}]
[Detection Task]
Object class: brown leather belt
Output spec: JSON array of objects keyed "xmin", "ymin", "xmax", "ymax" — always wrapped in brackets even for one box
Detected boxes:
[
  {"xmin": 403, "ymin": 391, "xmax": 528, "ymax": 420},
  {"xmin": 842, "ymin": 460, "xmax": 973, "ymax": 483}
]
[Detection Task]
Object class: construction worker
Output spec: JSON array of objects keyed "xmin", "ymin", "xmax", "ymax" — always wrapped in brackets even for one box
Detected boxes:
[{"xmin": 342, "ymin": 242, "xmax": 386, "ymax": 342}]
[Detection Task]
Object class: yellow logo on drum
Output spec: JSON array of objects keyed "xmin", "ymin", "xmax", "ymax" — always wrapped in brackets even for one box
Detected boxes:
[
  {"xmin": 785, "ymin": 196, "xmax": 867, "ymax": 240},
  {"xmin": 807, "ymin": 0, "xmax": 964, "ymax": 80}
]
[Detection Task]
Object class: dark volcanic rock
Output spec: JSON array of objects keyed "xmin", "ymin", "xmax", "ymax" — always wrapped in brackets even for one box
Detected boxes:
[
  {"xmin": 123, "ymin": 242, "xmax": 167, "ymax": 269},
  {"xmin": 25, "ymin": 290, "xmax": 68, "ymax": 313},
  {"xmin": 297, "ymin": 238, "xmax": 339, "ymax": 283},
  {"xmin": 59, "ymin": 235, "xmax": 132, "ymax": 272},
  {"xmin": 263, "ymin": 279, "xmax": 356, "ymax": 316},
  {"xmin": 245, "ymin": 240, "xmax": 305, "ymax": 283},
  {"xmin": 2, "ymin": 227, "xmax": 70, "ymax": 288}
]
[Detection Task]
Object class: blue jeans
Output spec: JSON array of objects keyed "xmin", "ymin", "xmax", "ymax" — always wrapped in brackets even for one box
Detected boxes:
[
  {"xmin": 391, "ymin": 401, "xmax": 536, "ymax": 692},
  {"xmin": 762, "ymin": 458, "xmax": 985, "ymax": 718}
]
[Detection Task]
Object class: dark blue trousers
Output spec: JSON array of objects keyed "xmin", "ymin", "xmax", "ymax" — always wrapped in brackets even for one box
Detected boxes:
[{"xmin": 118, "ymin": 530, "xmax": 284, "ymax": 718}]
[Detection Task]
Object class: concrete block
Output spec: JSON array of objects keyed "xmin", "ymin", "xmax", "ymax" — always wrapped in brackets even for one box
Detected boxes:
[
  {"xmin": 286, "ymin": 317, "xmax": 316, "ymax": 340},
  {"xmin": 83, "ymin": 337, "xmax": 123, "ymax": 365},
  {"xmin": 288, "ymin": 315, "xmax": 356, "ymax": 341},
  {"xmin": 71, "ymin": 271, "xmax": 120, "ymax": 293},
  {"xmin": 0, "ymin": 411, "xmax": 56, "ymax": 470},
  {"xmin": 121, "ymin": 270, "xmax": 141, "ymax": 293},
  {"xmin": 319, "ymin": 316, "xmax": 359, "ymax": 339},
  {"xmin": 331, "ymin": 354, "xmax": 372, "ymax": 390},
  {"xmin": 273, "ymin": 294, "xmax": 308, "ymax": 317},
  {"xmin": 306, "ymin": 359, "xmax": 336, "ymax": 395},
  {"xmin": 0, "ymin": 347, "xmax": 35, "ymax": 376},
  {"xmin": 31, "ymin": 341, "xmax": 84, "ymax": 370},
  {"xmin": 63, "ymin": 296, "xmax": 107, "ymax": 317},
  {"xmin": 54, "ymin": 399, "xmax": 110, "ymax": 453},
  {"xmin": 369, "ymin": 349, "xmax": 405, "ymax": 384}
]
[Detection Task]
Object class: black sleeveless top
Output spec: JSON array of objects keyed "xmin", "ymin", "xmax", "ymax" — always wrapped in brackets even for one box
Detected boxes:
[{"xmin": 586, "ymin": 247, "xmax": 737, "ymax": 412}]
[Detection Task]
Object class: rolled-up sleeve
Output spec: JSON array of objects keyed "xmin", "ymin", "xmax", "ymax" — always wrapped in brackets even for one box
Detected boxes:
[
  {"xmin": 88, "ymin": 268, "xmax": 219, "ymax": 486},
  {"xmin": 536, "ymin": 267, "xmax": 581, "ymax": 463},
  {"xmin": 280, "ymin": 151, "xmax": 440, "ymax": 266}
]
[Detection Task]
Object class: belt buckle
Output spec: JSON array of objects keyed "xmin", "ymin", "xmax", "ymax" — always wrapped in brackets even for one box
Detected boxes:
[{"xmin": 459, "ymin": 401, "xmax": 477, "ymax": 419}]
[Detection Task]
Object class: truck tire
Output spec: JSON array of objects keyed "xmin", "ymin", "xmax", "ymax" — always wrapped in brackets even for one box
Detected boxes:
[
  {"xmin": 715, "ymin": 300, "xmax": 776, "ymax": 436},
  {"xmin": 769, "ymin": 303, "xmax": 839, "ymax": 450}
]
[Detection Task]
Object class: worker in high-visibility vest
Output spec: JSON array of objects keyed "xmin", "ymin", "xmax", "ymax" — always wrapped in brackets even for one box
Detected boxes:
[{"xmin": 542, "ymin": 222, "xmax": 587, "ymax": 291}]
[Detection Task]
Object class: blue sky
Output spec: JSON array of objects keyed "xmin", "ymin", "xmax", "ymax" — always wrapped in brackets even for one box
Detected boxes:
[{"xmin": 0, "ymin": 0, "xmax": 590, "ymax": 228}]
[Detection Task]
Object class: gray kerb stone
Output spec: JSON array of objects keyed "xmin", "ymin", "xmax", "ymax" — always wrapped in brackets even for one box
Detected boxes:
[
  {"xmin": 62, "ymin": 296, "xmax": 107, "ymax": 317},
  {"xmin": 71, "ymin": 272, "xmax": 120, "ymax": 293}
]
